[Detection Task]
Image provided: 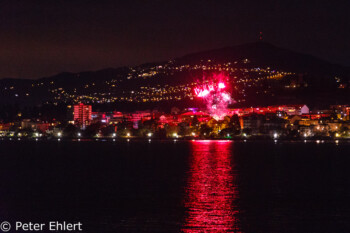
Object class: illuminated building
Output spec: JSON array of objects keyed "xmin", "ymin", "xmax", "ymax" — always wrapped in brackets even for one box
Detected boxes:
[
  {"xmin": 20, "ymin": 120, "xmax": 50, "ymax": 132},
  {"xmin": 227, "ymin": 105, "xmax": 309, "ymax": 117},
  {"xmin": 73, "ymin": 103, "xmax": 92, "ymax": 129}
]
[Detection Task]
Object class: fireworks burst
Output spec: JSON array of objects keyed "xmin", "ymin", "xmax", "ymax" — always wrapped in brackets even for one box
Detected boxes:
[{"xmin": 194, "ymin": 74, "xmax": 234, "ymax": 120}]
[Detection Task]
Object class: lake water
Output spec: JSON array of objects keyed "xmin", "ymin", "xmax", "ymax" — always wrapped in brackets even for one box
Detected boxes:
[{"xmin": 0, "ymin": 140, "xmax": 350, "ymax": 232}]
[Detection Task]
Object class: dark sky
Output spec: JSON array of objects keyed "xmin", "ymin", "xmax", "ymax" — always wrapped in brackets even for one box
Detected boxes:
[{"xmin": 0, "ymin": 0, "xmax": 349, "ymax": 79}]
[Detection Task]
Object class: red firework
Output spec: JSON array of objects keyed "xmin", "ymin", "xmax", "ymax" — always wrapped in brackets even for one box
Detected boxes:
[{"xmin": 193, "ymin": 74, "xmax": 233, "ymax": 120}]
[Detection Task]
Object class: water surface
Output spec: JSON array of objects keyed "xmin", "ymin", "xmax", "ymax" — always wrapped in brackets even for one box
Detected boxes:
[{"xmin": 0, "ymin": 140, "xmax": 349, "ymax": 232}]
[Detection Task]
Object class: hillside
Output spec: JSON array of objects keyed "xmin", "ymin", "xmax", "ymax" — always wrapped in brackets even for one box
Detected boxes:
[{"xmin": 0, "ymin": 42, "xmax": 349, "ymax": 114}]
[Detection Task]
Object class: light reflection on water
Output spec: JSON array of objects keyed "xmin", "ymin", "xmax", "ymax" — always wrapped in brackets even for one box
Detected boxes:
[{"xmin": 182, "ymin": 140, "xmax": 240, "ymax": 232}]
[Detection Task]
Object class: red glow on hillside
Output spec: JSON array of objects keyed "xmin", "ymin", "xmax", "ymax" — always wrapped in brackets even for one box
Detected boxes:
[
  {"xmin": 193, "ymin": 82, "xmax": 226, "ymax": 98},
  {"xmin": 193, "ymin": 73, "xmax": 228, "ymax": 98},
  {"xmin": 192, "ymin": 74, "xmax": 234, "ymax": 120}
]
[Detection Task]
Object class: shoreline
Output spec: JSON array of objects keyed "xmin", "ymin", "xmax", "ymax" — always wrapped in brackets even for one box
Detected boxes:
[{"xmin": 1, "ymin": 137, "xmax": 349, "ymax": 143}]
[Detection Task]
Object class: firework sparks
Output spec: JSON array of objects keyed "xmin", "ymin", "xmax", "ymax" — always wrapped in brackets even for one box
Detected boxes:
[
  {"xmin": 194, "ymin": 75, "xmax": 234, "ymax": 120},
  {"xmin": 218, "ymin": 82, "xmax": 226, "ymax": 89}
]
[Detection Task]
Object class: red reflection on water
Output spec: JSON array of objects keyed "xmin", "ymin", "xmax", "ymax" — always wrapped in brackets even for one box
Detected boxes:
[{"xmin": 182, "ymin": 140, "xmax": 240, "ymax": 232}]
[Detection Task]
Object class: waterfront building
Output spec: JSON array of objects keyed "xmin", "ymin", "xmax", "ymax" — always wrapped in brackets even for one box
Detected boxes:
[{"xmin": 73, "ymin": 103, "xmax": 92, "ymax": 129}]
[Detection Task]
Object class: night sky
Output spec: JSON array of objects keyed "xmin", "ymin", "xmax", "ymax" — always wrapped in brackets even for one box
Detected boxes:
[{"xmin": 0, "ymin": 0, "xmax": 349, "ymax": 79}]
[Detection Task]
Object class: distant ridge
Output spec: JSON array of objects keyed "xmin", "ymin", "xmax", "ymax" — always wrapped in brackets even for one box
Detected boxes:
[
  {"xmin": 0, "ymin": 42, "xmax": 349, "ymax": 110},
  {"xmin": 176, "ymin": 41, "xmax": 349, "ymax": 76},
  {"xmin": 1, "ymin": 41, "xmax": 349, "ymax": 81}
]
